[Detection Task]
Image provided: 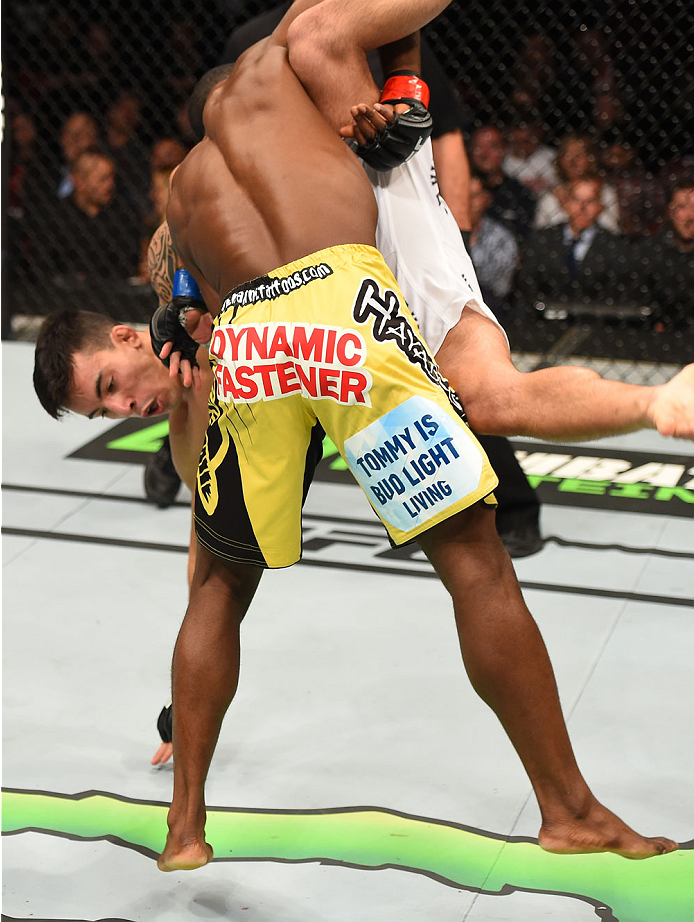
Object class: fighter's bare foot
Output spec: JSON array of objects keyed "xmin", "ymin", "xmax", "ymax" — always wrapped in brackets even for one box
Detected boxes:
[
  {"xmin": 538, "ymin": 802, "xmax": 678, "ymax": 859},
  {"xmin": 650, "ymin": 363, "xmax": 694, "ymax": 439},
  {"xmin": 157, "ymin": 835, "xmax": 213, "ymax": 872}
]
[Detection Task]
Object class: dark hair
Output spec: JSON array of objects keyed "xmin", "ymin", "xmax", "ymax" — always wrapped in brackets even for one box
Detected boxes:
[
  {"xmin": 188, "ymin": 64, "xmax": 235, "ymax": 143},
  {"xmin": 33, "ymin": 309, "xmax": 115, "ymax": 419},
  {"xmin": 469, "ymin": 168, "xmax": 492, "ymax": 191},
  {"xmin": 568, "ymin": 173, "xmax": 604, "ymax": 195},
  {"xmin": 668, "ymin": 177, "xmax": 694, "ymax": 202}
]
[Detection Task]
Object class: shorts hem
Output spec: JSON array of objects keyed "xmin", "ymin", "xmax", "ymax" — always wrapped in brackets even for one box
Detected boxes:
[
  {"xmin": 386, "ymin": 478, "xmax": 499, "ymax": 547},
  {"xmin": 196, "ymin": 532, "xmax": 300, "ymax": 570}
]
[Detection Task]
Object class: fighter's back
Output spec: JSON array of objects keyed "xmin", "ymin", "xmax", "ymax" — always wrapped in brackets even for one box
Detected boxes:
[{"xmin": 167, "ymin": 38, "xmax": 378, "ymax": 302}]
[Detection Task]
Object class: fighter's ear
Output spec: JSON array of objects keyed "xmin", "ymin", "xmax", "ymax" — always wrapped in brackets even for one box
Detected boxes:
[{"xmin": 110, "ymin": 325, "xmax": 140, "ymax": 348}]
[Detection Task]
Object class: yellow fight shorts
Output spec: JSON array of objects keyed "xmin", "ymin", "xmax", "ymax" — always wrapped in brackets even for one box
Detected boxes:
[{"xmin": 194, "ymin": 244, "xmax": 498, "ymax": 568}]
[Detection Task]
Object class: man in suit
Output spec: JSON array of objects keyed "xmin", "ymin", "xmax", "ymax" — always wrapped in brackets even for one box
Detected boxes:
[{"xmin": 517, "ymin": 175, "xmax": 629, "ymax": 309}]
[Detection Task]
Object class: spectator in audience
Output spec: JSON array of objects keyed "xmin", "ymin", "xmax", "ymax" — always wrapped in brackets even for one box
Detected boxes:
[
  {"xmin": 7, "ymin": 111, "xmax": 37, "ymax": 217},
  {"xmin": 44, "ymin": 149, "xmax": 140, "ymax": 280},
  {"xmin": 57, "ymin": 112, "xmax": 100, "ymax": 199},
  {"xmin": 662, "ymin": 181, "xmax": 694, "ymax": 252},
  {"xmin": 503, "ymin": 118, "xmax": 557, "ymax": 197},
  {"xmin": 516, "ymin": 175, "xmax": 630, "ymax": 310},
  {"xmin": 22, "ymin": 111, "xmax": 101, "ymax": 277},
  {"xmin": 468, "ymin": 125, "xmax": 536, "ymax": 239},
  {"xmin": 467, "ymin": 172, "xmax": 519, "ymax": 315},
  {"xmin": 591, "ymin": 90, "xmax": 626, "ymax": 141},
  {"xmin": 6, "ymin": 110, "xmax": 38, "ymax": 280},
  {"xmin": 600, "ymin": 134, "xmax": 665, "ymax": 237},
  {"xmin": 105, "ymin": 91, "xmax": 149, "ymax": 210},
  {"xmin": 658, "ymin": 155, "xmax": 694, "ymax": 197},
  {"xmin": 150, "ymin": 137, "xmax": 188, "ymax": 172},
  {"xmin": 635, "ymin": 180, "xmax": 694, "ymax": 331},
  {"xmin": 534, "ymin": 133, "xmax": 620, "ymax": 232}
]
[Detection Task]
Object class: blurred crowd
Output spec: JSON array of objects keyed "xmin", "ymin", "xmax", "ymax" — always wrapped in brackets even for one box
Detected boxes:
[{"xmin": 3, "ymin": 1, "xmax": 693, "ymax": 336}]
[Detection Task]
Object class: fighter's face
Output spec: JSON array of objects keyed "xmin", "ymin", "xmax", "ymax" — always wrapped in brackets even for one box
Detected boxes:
[{"xmin": 67, "ymin": 327, "xmax": 184, "ymax": 420}]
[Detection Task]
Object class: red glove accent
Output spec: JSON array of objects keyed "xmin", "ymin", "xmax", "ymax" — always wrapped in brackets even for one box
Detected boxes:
[{"xmin": 380, "ymin": 71, "xmax": 430, "ymax": 109}]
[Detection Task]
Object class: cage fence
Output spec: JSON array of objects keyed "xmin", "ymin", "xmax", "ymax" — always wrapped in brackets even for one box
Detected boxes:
[{"xmin": 2, "ymin": 0, "xmax": 692, "ymax": 381}]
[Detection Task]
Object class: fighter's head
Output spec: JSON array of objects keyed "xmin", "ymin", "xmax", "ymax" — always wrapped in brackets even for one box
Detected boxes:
[
  {"xmin": 33, "ymin": 309, "xmax": 184, "ymax": 421},
  {"xmin": 187, "ymin": 64, "xmax": 235, "ymax": 143}
]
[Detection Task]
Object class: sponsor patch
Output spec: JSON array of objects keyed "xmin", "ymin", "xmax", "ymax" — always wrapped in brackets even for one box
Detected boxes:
[
  {"xmin": 223, "ymin": 263, "xmax": 333, "ymax": 314},
  {"xmin": 352, "ymin": 277, "xmax": 465, "ymax": 418},
  {"xmin": 209, "ymin": 322, "xmax": 372, "ymax": 406},
  {"xmin": 343, "ymin": 395, "xmax": 483, "ymax": 531}
]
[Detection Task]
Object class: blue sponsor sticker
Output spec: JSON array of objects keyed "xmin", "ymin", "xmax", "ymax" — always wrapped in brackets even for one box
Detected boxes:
[{"xmin": 343, "ymin": 396, "xmax": 483, "ymax": 531}]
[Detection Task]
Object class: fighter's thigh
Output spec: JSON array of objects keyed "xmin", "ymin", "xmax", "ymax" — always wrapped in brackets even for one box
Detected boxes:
[
  {"xmin": 416, "ymin": 500, "xmax": 509, "ymax": 595},
  {"xmin": 190, "ymin": 539, "xmax": 264, "ymax": 616},
  {"xmin": 313, "ymin": 311, "xmax": 497, "ymax": 548},
  {"xmin": 435, "ymin": 307, "xmax": 519, "ymax": 404},
  {"xmin": 195, "ymin": 394, "xmax": 316, "ymax": 569}
]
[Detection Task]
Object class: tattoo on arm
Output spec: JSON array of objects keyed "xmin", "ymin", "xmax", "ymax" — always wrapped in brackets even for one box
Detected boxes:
[{"xmin": 147, "ymin": 222, "xmax": 179, "ymax": 306}]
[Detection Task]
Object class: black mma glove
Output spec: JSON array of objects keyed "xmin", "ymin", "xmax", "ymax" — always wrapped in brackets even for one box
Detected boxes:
[
  {"xmin": 358, "ymin": 71, "xmax": 433, "ymax": 172},
  {"xmin": 150, "ymin": 269, "xmax": 206, "ymax": 369},
  {"xmin": 157, "ymin": 701, "xmax": 173, "ymax": 744}
]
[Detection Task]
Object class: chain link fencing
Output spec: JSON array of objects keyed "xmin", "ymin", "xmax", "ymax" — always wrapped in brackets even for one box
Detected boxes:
[{"xmin": 3, "ymin": 0, "xmax": 692, "ymax": 379}]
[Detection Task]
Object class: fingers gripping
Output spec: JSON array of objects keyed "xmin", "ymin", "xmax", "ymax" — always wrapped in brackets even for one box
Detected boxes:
[
  {"xmin": 149, "ymin": 269, "xmax": 206, "ymax": 372},
  {"xmin": 357, "ymin": 71, "xmax": 433, "ymax": 171}
]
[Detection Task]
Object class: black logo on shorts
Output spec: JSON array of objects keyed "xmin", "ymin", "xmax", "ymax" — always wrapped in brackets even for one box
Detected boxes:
[
  {"xmin": 224, "ymin": 263, "xmax": 334, "ymax": 317},
  {"xmin": 352, "ymin": 278, "xmax": 465, "ymax": 419}
]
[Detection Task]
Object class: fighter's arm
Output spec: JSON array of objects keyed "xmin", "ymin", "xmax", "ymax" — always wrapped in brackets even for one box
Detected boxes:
[
  {"xmin": 150, "ymin": 353, "xmax": 208, "ymax": 769},
  {"xmin": 283, "ymin": 0, "xmax": 449, "ymax": 132},
  {"xmin": 335, "ymin": 31, "xmax": 434, "ymax": 171},
  {"xmin": 147, "ymin": 221, "xmax": 181, "ymax": 307},
  {"xmin": 147, "ymin": 221, "xmax": 218, "ymax": 387}
]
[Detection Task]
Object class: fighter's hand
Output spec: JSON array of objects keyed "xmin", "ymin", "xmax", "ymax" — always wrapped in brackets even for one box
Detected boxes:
[
  {"xmin": 189, "ymin": 309, "xmax": 214, "ymax": 344},
  {"xmin": 160, "ymin": 339, "xmax": 202, "ymax": 389},
  {"xmin": 150, "ymin": 268, "xmax": 212, "ymax": 388},
  {"xmin": 151, "ymin": 741, "xmax": 173, "ymax": 765},
  {"xmin": 342, "ymin": 71, "xmax": 433, "ymax": 172},
  {"xmin": 340, "ymin": 102, "xmax": 399, "ymax": 145},
  {"xmin": 151, "ymin": 701, "xmax": 173, "ymax": 765},
  {"xmin": 158, "ymin": 307, "xmax": 213, "ymax": 388}
]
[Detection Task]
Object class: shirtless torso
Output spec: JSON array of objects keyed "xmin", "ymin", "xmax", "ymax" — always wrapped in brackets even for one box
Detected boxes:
[{"xmin": 167, "ymin": 40, "xmax": 377, "ymax": 306}]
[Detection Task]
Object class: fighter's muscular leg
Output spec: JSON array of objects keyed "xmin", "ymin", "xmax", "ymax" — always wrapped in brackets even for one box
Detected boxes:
[
  {"xmin": 158, "ymin": 546, "xmax": 263, "ymax": 872},
  {"xmin": 437, "ymin": 307, "xmax": 694, "ymax": 441},
  {"xmin": 417, "ymin": 503, "xmax": 678, "ymax": 858}
]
